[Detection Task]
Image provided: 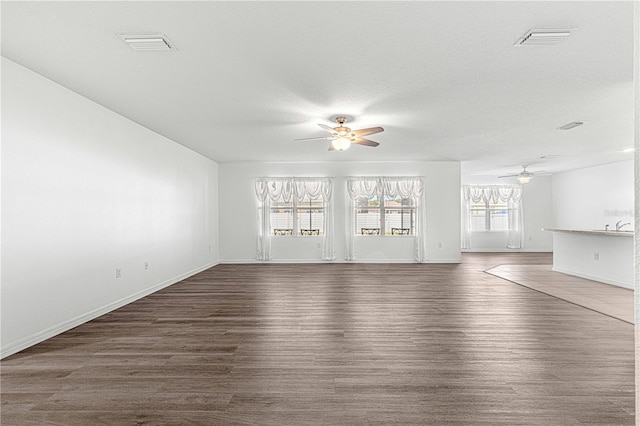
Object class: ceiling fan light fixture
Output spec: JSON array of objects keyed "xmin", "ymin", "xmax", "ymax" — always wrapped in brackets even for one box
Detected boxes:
[
  {"xmin": 332, "ymin": 137, "xmax": 351, "ymax": 151},
  {"xmin": 518, "ymin": 175, "xmax": 532, "ymax": 184}
]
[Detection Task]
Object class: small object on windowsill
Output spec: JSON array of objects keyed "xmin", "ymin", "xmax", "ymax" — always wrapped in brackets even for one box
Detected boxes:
[
  {"xmin": 391, "ymin": 228, "xmax": 411, "ymax": 235},
  {"xmin": 361, "ymin": 228, "xmax": 381, "ymax": 235}
]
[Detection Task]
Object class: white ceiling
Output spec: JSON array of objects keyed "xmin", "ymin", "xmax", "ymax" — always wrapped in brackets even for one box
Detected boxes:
[{"xmin": 1, "ymin": 1, "xmax": 634, "ymax": 177}]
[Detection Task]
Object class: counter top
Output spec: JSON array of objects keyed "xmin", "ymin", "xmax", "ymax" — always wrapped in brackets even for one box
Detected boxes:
[{"xmin": 543, "ymin": 228, "xmax": 634, "ymax": 237}]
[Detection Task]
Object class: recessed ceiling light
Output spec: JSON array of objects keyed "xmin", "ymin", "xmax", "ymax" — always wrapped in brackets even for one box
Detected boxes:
[
  {"xmin": 514, "ymin": 29, "xmax": 572, "ymax": 46},
  {"xmin": 117, "ymin": 33, "xmax": 175, "ymax": 51},
  {"xmin": 557, "ymin": 121, "xmax": 584, "ymax": 130}
]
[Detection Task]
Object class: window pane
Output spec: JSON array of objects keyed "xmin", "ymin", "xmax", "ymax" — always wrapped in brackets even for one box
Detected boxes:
[
  {"xmin": 356, "ymin": 209, "xmax": 381, "ymax": 235},
  {"xmin": 469, "ymin": 209, "xmax": 487, "ymax": 231},
  {"xmin": 270, "ymin": 206, "xmax": 293, "ymax": 235},
  {"xmin": 356, "ymin": 195, "xmax": 380, "ymax": 235},
  {"xmin": 489, "ymin": 208, "xmax": 508, "ymax": 231},
  {"xmin": 297, "ymin": 208, "xmax": 324, "ymax": 236},
  {"xmin": 385, "ymin": 195, "xmax": 416, "ymax": 235},
  {"xmin": 385, "ymin": 208, "xmax": 415, "ymax": 235}
]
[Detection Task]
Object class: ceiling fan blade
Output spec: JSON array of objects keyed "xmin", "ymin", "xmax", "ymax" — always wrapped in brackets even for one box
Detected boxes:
[
  {"xmin": 352, "ymin": 137, "xmax": 380, "ymax": 147},
  {"xmin": 294, "ymin": 136, "xmax": 332, "ymax": 141},
  {"xmin": 352, "ymin": 126, "xmax": 384, "ymax": 137},
  {"xmin": 318, "ymin": 123, "xmax": 336, "ymax": 133},
  {"xmin": 498, "ymin": 174, "xmax": 519, "ymax": 178}
]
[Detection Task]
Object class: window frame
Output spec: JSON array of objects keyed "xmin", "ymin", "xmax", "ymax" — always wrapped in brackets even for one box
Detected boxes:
[
  {"xmin": 355, "ymin": 191, "xmax": 416, "ymax": 237},
  {"xmin": 269, "ymin": 196, "xmax": 324, "ymax": 237},
  {"xmin": 469, "ymin": 199, "xmax": 510, "ymax": 232}
]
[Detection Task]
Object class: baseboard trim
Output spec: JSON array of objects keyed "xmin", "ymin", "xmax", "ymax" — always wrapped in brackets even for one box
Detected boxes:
[
  {"xmin": 220, "ymin": 258, "xmax": 462, "ymax": 264},
  {"xmin": 462, "ymin": 249, "xmax": 553, "ymax": 253},
  {"xmin": 222, "ymin": 258, "xmax": 334, "ymax": 264},
  {"xmin": 1, "ymin": 260, "xmax": 219, "ymax": 360},
  {"xmin": 552, "ymin": 266, "xmax": 633, "ymax": 290}
]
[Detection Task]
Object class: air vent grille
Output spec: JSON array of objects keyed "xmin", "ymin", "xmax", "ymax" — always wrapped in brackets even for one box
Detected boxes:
[
  {"xmin": 557, "ymin": 121, "xmax": 584, "ymax": 130},
  {"xmin": 118, "ymin": 34, "xmax": 174, "ymax": 51},
  {"xmin": 514, "ymin": 29, "xmax": 571, "ymax": 46}
]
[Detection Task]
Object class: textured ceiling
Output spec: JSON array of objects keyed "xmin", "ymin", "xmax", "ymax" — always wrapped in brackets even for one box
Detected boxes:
[{"xmin": 1, "ymin": 1, "xmax": 634, "ymax": 176}]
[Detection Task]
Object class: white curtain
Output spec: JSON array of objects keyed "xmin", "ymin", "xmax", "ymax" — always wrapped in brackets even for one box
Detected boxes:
[
  {"xmin": 461, "ymin": 185, "xmax": 523, "ymax": 249},
  {"xmin": 345, "ymin": 178, "xmax": 381, "ymax": 261},
  {"xmin": 346, "ymin": 176, "xmax": 426, "ymax": 262},
  {"xmin": 255, "ymin": 177, "xmax": 334, "ymax": 261}
]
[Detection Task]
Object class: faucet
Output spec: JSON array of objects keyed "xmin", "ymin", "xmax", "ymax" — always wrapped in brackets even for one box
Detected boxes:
[
  {"xmin": 615, "ymin": 220, "xmax": 631, "ymax": 231},
  {"xmin": 604, "ymin": 224, "xmax": 610, "ymax": 231}
]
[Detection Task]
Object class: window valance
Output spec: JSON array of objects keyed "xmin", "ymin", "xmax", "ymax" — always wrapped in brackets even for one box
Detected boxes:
[
  {"xmin": 462, "ymin": 185, "xmax": 522, "ymax": 204},
  {"xmin": 346, "ymin": 176, "xmax": 424, "ymax": 200},
  {"xmin": 255, "ymin": 177, "xmax": 332, "ymax": 203}
]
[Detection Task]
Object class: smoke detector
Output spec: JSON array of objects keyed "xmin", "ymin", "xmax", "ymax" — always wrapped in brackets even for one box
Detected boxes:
[
  {"xmin": 514, "ymin": 29, "xmax": 572, "ymax": 46},
  {"xmin": 117, "ymin": 34, "xmax": 175, "ymax": 51}
]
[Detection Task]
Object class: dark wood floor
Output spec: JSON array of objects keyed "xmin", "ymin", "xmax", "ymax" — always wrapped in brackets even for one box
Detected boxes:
[{"xmin": 1, "ymin": 253, "xmax": 635, "ymax": 425}]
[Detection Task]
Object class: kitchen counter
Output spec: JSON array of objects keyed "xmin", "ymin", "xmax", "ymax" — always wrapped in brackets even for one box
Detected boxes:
[
  {"xmin": 543, "ymin": 228, "xmax": 634, "ymax": 237},
  {"xmin": 544, "ymin": 228, "xmax": 633, "ymax": 289}
]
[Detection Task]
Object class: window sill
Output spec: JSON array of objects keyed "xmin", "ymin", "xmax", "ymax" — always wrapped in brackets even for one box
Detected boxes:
[
  {"xmin": 470, "ymin": 230, "xmax": 509, "ymax": 234},
  {"xmin": 355, "ymin": 235, "xmax": 416, "ymax": 238},
  {"xmin": 272, "ymin": 235, "xmax": 324, "ymax": 238}
]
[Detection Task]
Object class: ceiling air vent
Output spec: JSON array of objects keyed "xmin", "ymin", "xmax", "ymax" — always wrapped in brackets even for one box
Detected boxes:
[
  {"xmin": 514, "ymin": 29, "xmax": 571, "ymax": 46},
  {"xmin": 557, "ymin": 121, "xmax": 584, "ymax": 130},
  {"xmin": 117, "ymin": 34, "xmax": 174, "ymax": 51}
]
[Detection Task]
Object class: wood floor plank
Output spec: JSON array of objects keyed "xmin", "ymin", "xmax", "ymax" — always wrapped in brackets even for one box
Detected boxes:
[
  {"xmin": 486, "ymin": 264, "xmax": 634, "ymax": 323},
  {"xmin": 1, "ymin": 253, "xmax": 635, "ymax": 424}
]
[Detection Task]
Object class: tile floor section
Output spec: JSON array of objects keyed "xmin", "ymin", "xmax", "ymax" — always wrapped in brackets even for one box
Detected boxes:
[{"xmin": 486, "ymin": 264, "xmax": 634, "ymax": 324}]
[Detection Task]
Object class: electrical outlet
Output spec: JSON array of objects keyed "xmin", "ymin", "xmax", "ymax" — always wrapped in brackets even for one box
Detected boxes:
[
  {"xmin": 438, "ymin": 242, "xmax": 442, "ymax": 248},
  {"xmin": 593, "ymin": 252, "xmax": 599, "ymax": 261},
  {"xmin": 144, "ymin": 261, "xmax": 149, "ymax": 270},
  {"xmin": 208, "ymin": 245, "xmax": 212, "ymax": 252},
  {"xmin": 528, "ymin": 236, "xmax": 532, "ymax": 241},
  {"xmin": 115, "ymin": 268, "xmax": 122, "ymax": 278},
  {"xmin": 317, "ymin": 243, "xmax": 321, "ymax": 248}
]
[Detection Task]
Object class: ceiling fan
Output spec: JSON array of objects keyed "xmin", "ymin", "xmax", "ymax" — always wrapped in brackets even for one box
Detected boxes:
[
  {"xmin": 295, "ymin": 116, "xmax": 384, "ymax": 151},
  {"xmin": 498, "ymin": 165, "xmax": 547, "ymax": 184}
]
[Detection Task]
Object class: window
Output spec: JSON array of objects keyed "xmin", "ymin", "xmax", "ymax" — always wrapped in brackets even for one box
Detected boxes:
[
  {"xmin": 270, "ymin": 199, "xmax": 294, "ymax": 235},
  {"xmin": 346, "ymin": 176, "xmax": 425, "ymax": 261},
  {"xmin": 355, "ymin": 192, "xmax": 416, "ymax": 236},
  {"xmin": 469, "ymin": 199, "xmax": 509, "ymax": 231},
  {"xmin": 255, "ymin": 177, "xmax": 334, "ymax": 261},
  {"xmin": 461, "ymin": 185, "xmax": 523, "ymax": 249},
  {"xmin": 268, "ymin": 194, "xmax": 324, "ymax": 236}
]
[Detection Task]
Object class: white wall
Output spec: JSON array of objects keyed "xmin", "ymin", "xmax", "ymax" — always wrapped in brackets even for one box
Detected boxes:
[
  {"xmin": 1, "ymin": 58, "xmax": 219, "ymax": 358},
  {"xmin": 461, "ymin": 175, "xmax": 553, "ymax": 252},
  {"xmin": 552, "ymin": 160, "xmax": 634, "ymax": 231},
  {"xmin": 219, "ymin": 161, "xmax": 461, "ymax": 263}
]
